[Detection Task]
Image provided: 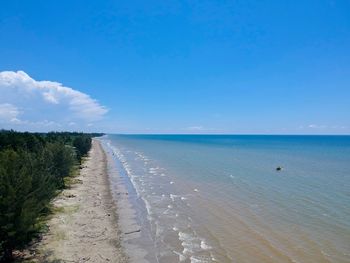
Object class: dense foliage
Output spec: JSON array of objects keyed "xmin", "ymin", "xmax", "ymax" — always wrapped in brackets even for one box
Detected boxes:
[{"xmin": 0, "ymin": 130, "xmax": 103, "ymax": 261}]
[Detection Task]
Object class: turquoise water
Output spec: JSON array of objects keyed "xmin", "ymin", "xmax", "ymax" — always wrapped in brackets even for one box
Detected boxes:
[{"xmin": 102, "ymin": 135, "xmax": 350, "ymax": 263}]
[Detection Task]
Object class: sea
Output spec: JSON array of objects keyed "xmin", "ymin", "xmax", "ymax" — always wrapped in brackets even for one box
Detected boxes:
[{"xmin": 100, "ymin": 135, "xmax": 350, "ymax": 263}]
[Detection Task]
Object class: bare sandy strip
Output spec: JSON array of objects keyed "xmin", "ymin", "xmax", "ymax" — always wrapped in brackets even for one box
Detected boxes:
[{"xmin": 36, "ymin": 139, "xmax": 128, "ymax": 262}]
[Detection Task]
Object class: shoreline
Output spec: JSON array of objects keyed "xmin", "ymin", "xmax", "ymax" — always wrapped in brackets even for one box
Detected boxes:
[
  {"xmin": 34, "ymin": 139, "xmax": 128, "ymax": 262},
  {"xmin": 27, "ymin": 135, "xmax": 350, "ymax": 263},
  {"xmin": 101, "ymin": 139, "xmax": 151, "ymax": 263}
]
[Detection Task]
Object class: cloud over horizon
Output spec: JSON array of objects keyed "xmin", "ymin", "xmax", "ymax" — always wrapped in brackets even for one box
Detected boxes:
[{"xmin": 0, "ymin": 71, "xmax": 108, "ymax": 131}]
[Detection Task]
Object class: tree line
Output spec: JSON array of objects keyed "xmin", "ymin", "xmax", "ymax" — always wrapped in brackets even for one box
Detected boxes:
[{"xmin": 0, "ymin": 130, "xmax": 103, "ymax": 261}]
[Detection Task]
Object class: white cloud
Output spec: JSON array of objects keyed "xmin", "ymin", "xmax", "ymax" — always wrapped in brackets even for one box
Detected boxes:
[
  {"xmin": 308, "ymin": 124, "xmax": 327, "ymax": 129},
  {"xmin": 0, "ymin": 103, "xmax": 21, "ymax": 123},
  {"xmin": 0, "ymin": 70, "xmax": 108, "ymax": 131},
  {"xmin": 43, "ymin": 92, "xmax": 59, "ymax": 104},
  {"xmin": 297, "ymin": 124, "xmax": 347, "ymax": 134},
  {"xmin": 186, "ymin": 126, "xmax": 204, "ymax": 131}
]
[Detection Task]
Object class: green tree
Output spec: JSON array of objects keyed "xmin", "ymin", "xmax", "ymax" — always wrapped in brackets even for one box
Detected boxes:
[
  {"xmin": 45, "ymin": 143, "xmax": 75, "ymax": 188},
  {"xmin": 0, "ymin": 150, "xmax": 49, "ymax": 261},
  {"xmin": 0, "ymin": 150, "xmax": 58, "ymax": 261},
  {"xmin": 0, "ymin": 130, "xmax": 98, "ymax": 261},
  {"xmin": 73, "ymin": 136, "xmax": 91, "ymax": 163}
]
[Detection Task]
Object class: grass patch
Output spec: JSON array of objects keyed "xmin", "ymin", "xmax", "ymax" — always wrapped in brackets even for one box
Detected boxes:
[
  {"xmin": 63, "ymin": 204, "xmax": 80, "ymax": 214},
  {"xmin": 53, "ymin": 230, "xmax": 66, "ymax": 242}
]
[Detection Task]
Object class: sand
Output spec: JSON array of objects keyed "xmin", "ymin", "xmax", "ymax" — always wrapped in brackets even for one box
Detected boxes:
[{"xmin": 36, "ymin": 139, "xmax": 128, "ymax": 263}]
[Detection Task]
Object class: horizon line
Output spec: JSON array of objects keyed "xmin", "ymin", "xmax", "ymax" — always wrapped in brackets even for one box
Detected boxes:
[{"xmin": 105, "ymin": 133, "xmax": 350, "ymax": 136}]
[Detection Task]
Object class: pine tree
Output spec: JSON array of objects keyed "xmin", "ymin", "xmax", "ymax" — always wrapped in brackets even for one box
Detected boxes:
[{"xmin": 0, "ymin": 130, "xmax": 98, "ymax": 260}]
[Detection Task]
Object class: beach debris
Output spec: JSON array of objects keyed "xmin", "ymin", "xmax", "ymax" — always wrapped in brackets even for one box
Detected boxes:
[
  {"xmin": 276, "ymin": 166, "xmax": 283, "ymax": 171},
  {"xmin": 124, "ymin": 229, "xmax": 141, "ymax": 235}
]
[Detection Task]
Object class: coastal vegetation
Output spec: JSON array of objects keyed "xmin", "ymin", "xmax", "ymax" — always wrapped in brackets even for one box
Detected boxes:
[{"xmin": 0, "ymin": 130, "xmax": 103, "ymax": 261}]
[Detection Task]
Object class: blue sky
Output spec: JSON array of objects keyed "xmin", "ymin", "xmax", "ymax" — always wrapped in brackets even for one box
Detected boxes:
[{"xmin": 0, "ymin": 0, "xmax": 349, "ymax": 134}]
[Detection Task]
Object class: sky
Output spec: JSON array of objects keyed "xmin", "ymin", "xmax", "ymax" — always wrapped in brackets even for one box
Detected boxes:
[{"xmin": 0, "ymin": 0, "xmax": 349, "ymax": 134}]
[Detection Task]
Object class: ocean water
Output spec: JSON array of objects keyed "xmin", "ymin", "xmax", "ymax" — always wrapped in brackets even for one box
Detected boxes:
[{"xmin": 101, "ymin": 135, "xmax": 350, "ymax": 263}]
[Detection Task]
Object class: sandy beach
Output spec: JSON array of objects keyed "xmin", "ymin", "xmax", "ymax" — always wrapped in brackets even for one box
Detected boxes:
[{"xmin": 36, "ymin": 139, "xmax": 128, "ymax": 263}]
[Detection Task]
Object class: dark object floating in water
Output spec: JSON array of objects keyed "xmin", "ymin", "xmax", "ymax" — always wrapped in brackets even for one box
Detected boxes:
[{"xmin": 276, "ymin": 166, "xmax": 283, "ymax": 171}]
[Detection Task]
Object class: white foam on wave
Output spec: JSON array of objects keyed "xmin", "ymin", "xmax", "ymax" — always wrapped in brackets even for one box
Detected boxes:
[
  {"xmin": 110, "ymin": 147, "xmax": 143, "ymax": 196},
  {"xmin": 200, "ymin": 240, "xmax": 212, "ymax": 250},
  {"xmin": 211, "ymin": 255, "xmax": 218, "ymax": 262},
  {"xmin": 143, "ymin": 198, "xmax": 153, "ymax": 217},
  {"xmin": 190, "ymin": 255, "xmax": 211, "ymax": 263},
  {"xmin": 173, "ymin": 251, "xmax": 186, "ymax": 262},
  {"xmin": 105, "ymin": 141, "xmax": 216, "ymax": 262},
  {"xmin": 149, "ymin": 167, "xmax": 159, "ymax": 174},
  {"xmin": 170, "ymin": 194, "xmax": 179, "ymax": 201},
  {"xmin": 155, "ymin": 221, "xmax": 164, "ymax": 237},
  {"xmin": 178, "ymin": 232, "xmax": 201, "ymax": 256}
]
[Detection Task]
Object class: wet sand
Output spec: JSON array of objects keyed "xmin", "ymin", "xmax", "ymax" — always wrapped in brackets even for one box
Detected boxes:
[{"xmin": 36, "ymin": 139, "xmax": 128, "ymax": 262}]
